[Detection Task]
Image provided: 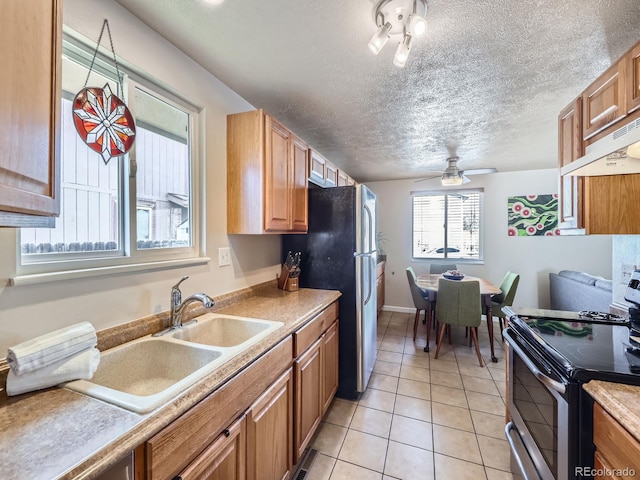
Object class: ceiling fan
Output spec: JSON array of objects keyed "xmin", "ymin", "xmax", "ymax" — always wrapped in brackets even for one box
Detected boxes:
[{"xmin": 416, "ymin": 156, "xmax": 498, "ymax": 186}]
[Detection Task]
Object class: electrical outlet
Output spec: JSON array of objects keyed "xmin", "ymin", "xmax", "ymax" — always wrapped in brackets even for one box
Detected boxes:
[
  {"xmin": 622, "ymin": 263, "xmax": 636, "ymax": 285},
  {"xmin": 218, "ymin": 247, "xmax": 231, "ymax": 267}
]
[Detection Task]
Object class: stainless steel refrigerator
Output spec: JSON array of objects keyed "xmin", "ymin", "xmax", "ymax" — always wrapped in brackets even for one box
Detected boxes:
[{"xmin": 282, "ymin": 185, "xmax": 377, "ymax": 399}]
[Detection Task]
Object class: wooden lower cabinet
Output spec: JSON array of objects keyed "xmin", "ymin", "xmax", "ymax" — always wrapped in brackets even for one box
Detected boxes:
[
  {"xmin": 144, "ymin": 337, "xmax": 292, "ymax": 480},
  {"xmin": 139, "ymin": 302, "xmax": 340, "ymax": 480},
  {"xmin": 593, "ymin": 402, "xmax": 640, "ymax": 479},
  {"xmin": 293, "ymin": 318, "xmax": 340, "ymax": 463},
  {"xmin": 322, "ymin": 321, "xmax": 339, "ymax": 414},
  {"xmin": 176, "ymin": 415, "xmax": 246, "ymax": 480},
  {"xmin": 247, "ymin": 368, "xmax": 293, "ymax": 480},
  {"xmin": 294, "ymin": 339, "xmax": 323, "ymax": 463}
]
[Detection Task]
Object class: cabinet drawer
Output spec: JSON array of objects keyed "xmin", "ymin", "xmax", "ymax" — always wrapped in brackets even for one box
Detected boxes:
[
  {"xmin": 176, "ymin": 415, "xmax": 246, "ymax": 480},
  {"xmin": 294, "ymin": 302, "xmax": 338, "ymax": 357},
  {"xmin": 146, "ymin": 335, "xmax": 293, "ymax": 480},
  {"xmin": 593, "ymin": 402, "xmax": 640, "ymax": 476}
]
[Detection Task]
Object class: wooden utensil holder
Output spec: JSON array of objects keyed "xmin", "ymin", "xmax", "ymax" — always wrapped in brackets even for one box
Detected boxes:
[
  {"xmin": 277, "ymin": 264, "xmax": 299, "ymax": 291},
  {"xmin": 284, "ymin": 275, "xmax": 299, "ymax": 292}
]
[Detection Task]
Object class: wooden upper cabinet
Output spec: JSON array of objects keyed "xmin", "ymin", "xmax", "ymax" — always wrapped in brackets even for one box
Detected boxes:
[
  {"xmin": 584, "ymin": 174, "xmax": 640, "ymax": 234},
  {"xmin": 291, "ymin": 135, "xmax": 308, "ymax": 232},
  {"xmin": 338, "ymin": 170, "xmax": 356, "ymax": 186},
  {"xmin": 227, "ymin": 109, "xmax": 308, "ymax": 234},
  {"xmin": 325, "ymin": 160, "xmax": 338, "ymax": 187},
  {"xmin": 628, "ymin": 42, "xmax": 640, "ymax": 114},
  {"xmin": 0, "ymin": 0, "xmax": 61, "ymax": 227},
  {"xmin": 583, "ymin": 58, "xmax": 627, "ymax": 139},
  {"xmin": 558, "ymin": 98, "xmax": 583, "ymax": 230},
  {"xmin": 308, "ymin": 149, "xmax": 326, "ymax": 186},
  {"xmin": 264, "ymin": 115, "xmax": 292, "ymax": 232}
]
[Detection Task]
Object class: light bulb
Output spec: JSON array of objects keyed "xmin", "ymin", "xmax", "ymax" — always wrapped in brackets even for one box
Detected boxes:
[
  {"xmin": 408, "ymin": 14, "xmax": 427, "ymax": 37},
  {"xmin": 393, "ymin": 34, "xmax": 412, "ymax": 68},
  {"xmin": 368, "ymin": 22, "xmax": 392, "ymax": 55},
  {"xmin": 628, "ymin": 141, "xmax": 640, "ymax": 159}
]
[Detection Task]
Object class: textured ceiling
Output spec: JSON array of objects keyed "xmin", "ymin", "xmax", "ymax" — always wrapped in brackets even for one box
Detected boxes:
[{"xmin": 114, "ymin": 0, "xmax": 640, "ymax": 182}]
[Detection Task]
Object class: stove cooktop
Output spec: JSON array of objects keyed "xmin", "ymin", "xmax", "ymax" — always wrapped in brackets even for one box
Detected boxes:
[{"xmin": 509, "ymin": 311, "xmax": 640, "ymax": 384}]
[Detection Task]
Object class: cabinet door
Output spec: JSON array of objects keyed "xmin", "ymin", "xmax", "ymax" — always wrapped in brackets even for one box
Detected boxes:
[
  {"xmin": 247, "ymin": 368, "xmax": 293, "ymax": 480},
  {"xmin": 558, "ymin": 98, "xmax": 583, "ymax": 230},
  {"xmin": 584, "ymin": 174, "xmax": 640, "ymax": 234},
  {"xmin": 291, "ymin": 136, "xmax": 308, "ymax": 232},
  {"xmin": 337, "ymin": 170, "xmax": 349, "ymax": 186},
  {"xmin": 294, "ymin": 338, "xmax": 323, "ymax": 463},
  {"xmin": 325, "ymin": 161, "xmax": 338, "ymax": 187},
  {"xmin": 177, "ymin": 416, "xmax": 246, "ymax": 480},
  {"xmin": 322, "ymin": 321, "xmax": 339, "ymax": 414},
  {"xmin": 583, "ymin": 59, "xmax": 627, "ymax": 139},
  {"xmin": 308, "ymin": 149, "xmax": 326, "ymax": 186},
  {"xmin": 264, "ymin": 115, "xmax": 291, "ymax": 231},
  {"xmin": 628, "ymin": 43, "xmax": 640, "ymax": 114},
  {"xmin": 0, "ymin": 0, "xmax": 61, "ymax": 225}
]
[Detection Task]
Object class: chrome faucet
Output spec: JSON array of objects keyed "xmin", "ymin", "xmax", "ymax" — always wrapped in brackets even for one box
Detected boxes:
[{"xmin": 153, "ymin": 276, "xmax": 216, "ymax": 336}]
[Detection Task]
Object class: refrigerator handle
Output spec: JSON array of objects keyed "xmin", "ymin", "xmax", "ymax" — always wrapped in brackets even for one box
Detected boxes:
[
  {"xmin": 353, "ymin": 252, "xmax": 374, "ymax": 305},
  {"xmin": 363, "ymin": 203, "xmax": 374, "ymax": 252}
]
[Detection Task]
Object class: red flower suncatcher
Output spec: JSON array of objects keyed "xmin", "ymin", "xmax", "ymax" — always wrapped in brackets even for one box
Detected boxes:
[{"xmin": 72, "ymin": 83, "xmax": 136, "ymax": 164}]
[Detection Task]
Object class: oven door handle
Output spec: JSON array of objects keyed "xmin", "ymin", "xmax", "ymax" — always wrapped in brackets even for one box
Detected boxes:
[
  {"xmin": 504, "ymin": 330, "xmax": 567, "ymax": 394},
  {"xmin": 505, "ymin": 421, "xmax": 541, "ymax": 480}
]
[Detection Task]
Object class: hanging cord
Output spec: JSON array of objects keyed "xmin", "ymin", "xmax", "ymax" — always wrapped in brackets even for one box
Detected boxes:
[{"xmin": 83, "ymin": 19, "xmax": 124, "ymax": 94}]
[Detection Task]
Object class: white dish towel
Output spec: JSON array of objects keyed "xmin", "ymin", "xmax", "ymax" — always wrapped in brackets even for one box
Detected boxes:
[
  {"xmin": 6, "ymin": 347, "xmax": 101, "ymax": 396},
  {"xmin": 7, "ymin": 321, "xmax": 97, "ymax": 375}
]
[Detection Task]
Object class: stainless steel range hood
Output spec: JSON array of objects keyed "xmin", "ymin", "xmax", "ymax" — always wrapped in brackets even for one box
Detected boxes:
[{"xmin": 561, "ymin": 117, "xmax": 640, "ymax": 176}]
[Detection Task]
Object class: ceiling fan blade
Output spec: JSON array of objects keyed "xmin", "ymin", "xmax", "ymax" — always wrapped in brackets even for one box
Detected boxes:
[
  {"xmin": 414, "ymin": 175, "xmax": 441, "ymax": 183},
  {"xmin": 462, "ymin": 175, "xmax": 471, "ymax": 184},
  {"xmin": 462, "ymin": 168, "xmax": 498, "ymax": 176}
]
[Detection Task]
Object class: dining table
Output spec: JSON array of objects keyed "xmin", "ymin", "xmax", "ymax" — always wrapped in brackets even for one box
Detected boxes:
[{"xmin": 416, "ymin": 273, "xmax": 502, "ymax": 362}]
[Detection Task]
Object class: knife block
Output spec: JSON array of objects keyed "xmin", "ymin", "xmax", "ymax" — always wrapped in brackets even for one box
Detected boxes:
[
  {"xmin": 284, "ymin": 275, "xmax": 299, "ymax": 292},
  {"xmin": 277, "ymin": 264, "xmax": 290, "ymax": 290},
  {"xmin": 277, "ymin": 264, "xmax": 299, "ymax": 291}
]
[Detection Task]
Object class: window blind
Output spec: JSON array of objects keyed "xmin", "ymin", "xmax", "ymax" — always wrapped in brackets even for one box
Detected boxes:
[{"xmin": 412, "ymin": 189, "xmax": 483, "ymax": 260}]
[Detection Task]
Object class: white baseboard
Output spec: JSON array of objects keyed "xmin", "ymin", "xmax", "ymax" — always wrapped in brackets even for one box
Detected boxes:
[
  {"xmin": 381, "ymin": 305, "xmax": 415, "ymax": 314},
  {"xmin": 381, "ymin": 304, "xmax": 491, "ymax": 322}
]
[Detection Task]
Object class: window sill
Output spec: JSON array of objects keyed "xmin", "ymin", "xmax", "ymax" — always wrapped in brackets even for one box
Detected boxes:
[
  {"xmin": 10, "ymin": 256, "xmax": 211, "ymax": 286},
  {"xmin": 411, "ymin": 258, "xmax": 485, "ymax": 265}
]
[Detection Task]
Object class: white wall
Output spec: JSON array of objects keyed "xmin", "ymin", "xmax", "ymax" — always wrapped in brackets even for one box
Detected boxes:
[
  {"xmin": 367, "ymin": 169, "xmax": 612, "ymax": 311},
  {"xmin": 0, "ymin": 0, "xmax": 281, "ymax": 354},
  {"xmin": 612, "ymin": 236, "xmax": 640, "ymax": 308}
]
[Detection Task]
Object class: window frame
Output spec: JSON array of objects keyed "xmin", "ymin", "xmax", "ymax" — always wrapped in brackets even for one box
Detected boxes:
[
  {"xmin": 14, "ymin": 30, "xmax": 207, "ymax": 284},
  {"xmin": 411, "ymin": 188, "xmax": 484, "ymax": 264}
]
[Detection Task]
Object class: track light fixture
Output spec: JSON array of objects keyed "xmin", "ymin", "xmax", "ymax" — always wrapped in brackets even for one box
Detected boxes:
[{"xmin": 368, "ymin": 0, "xmax": 427, "ymax": 68}]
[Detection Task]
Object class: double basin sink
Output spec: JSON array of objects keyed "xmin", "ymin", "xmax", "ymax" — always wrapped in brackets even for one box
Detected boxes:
[{"xmin": 64, "ymin": 314, "xmax": 283, "ymax": 413}]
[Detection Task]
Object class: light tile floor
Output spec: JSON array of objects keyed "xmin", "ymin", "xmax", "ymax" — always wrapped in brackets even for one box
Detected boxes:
[{"xmin": 307, "ymin": 311, "xmax": 515, "ymax": 480}]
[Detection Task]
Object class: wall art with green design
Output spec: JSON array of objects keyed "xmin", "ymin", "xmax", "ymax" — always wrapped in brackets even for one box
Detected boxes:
[{"xmin": 508, "ymin": 194, "xmax": 559, "ymax": 236}]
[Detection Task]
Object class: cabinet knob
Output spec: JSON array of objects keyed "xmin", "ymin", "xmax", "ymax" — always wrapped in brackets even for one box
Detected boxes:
[{"xmin": 224, "ymin": 429, "xmax": 230, "ymax": 437}]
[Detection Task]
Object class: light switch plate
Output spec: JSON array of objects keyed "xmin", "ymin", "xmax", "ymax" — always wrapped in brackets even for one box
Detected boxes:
[{"xmin": 218, "ymin": 247, "xmax": 231, "ymax": 267}]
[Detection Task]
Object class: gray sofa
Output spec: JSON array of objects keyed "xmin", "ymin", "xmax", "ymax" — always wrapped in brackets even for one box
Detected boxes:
[{"xmin": 549, "ymin": 270, "xmax": 612, "ymax": 312}]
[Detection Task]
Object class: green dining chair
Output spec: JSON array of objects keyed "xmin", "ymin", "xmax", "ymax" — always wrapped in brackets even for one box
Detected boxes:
[
  {"xmin": 406, "ymin": 267, "xmax": 432, "ymax": 348},
  {"xmin": 434, "ymin": 278, "xmax": 483, "ymax": 366},
  {"xmin": 430, "ymin": 263, "xmax": 458, "ymax": 274},
  {"xmin": 491, "ymin": 271, "xmax": 520, "ymax": 341},
  {"xmin": 427, "ymin": 264, "xmax": 457, "ymax": 329}
]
